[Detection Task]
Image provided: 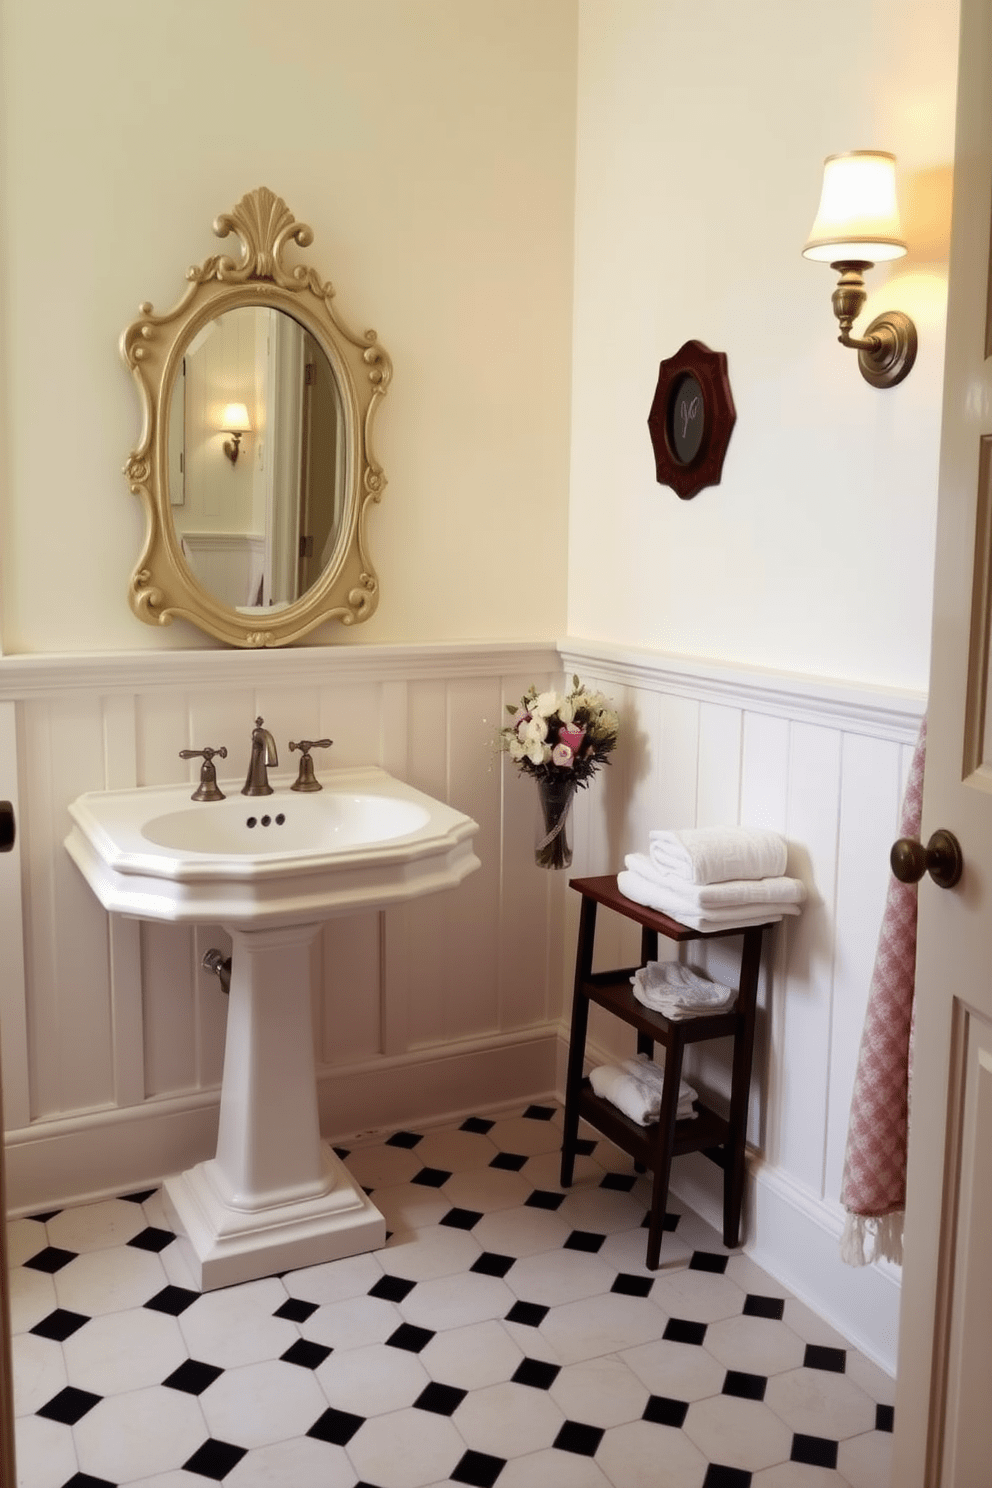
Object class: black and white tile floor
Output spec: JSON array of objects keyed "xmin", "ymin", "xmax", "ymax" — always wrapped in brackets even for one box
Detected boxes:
[{"xmin": 10, "ymin": 1103, "xmax": 894, "ymax": 1487}]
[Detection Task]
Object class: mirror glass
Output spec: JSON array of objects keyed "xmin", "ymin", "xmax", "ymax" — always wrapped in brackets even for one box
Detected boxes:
[
  {"xmin": 168, "ymin": 307, "xmax": 347, "ymax": 612},
  {"xmin": 122, "ymin": 187, "xmax": 391, "ymax": 647}
]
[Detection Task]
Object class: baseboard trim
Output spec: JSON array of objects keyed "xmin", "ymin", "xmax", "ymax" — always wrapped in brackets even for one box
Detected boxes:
[{"xmin": 5, "ymin": 1027, "xmax": 560, "ymax": 1216}]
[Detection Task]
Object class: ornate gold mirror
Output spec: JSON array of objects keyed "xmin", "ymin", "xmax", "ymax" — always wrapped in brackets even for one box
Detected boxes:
[{"xmin": 122, "ymin": 188, "xmax": 391, "ymax": 646}]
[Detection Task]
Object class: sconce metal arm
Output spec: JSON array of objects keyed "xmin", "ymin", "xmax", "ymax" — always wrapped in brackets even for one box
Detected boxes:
[{"xmin": 828, "ymin": 260, "xmax": 917, "ymax": 389}]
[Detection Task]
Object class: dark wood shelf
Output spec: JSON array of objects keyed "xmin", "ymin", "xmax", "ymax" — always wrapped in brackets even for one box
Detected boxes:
[{"xmin": 560, "ymin": 874, "xmax": 769, "ymax": 1269}]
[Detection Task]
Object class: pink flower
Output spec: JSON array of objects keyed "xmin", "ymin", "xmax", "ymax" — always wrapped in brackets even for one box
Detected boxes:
[
  {"xmin": 558, "ymin": 726, "xmax": 585, "ymax": 754},
  {"xmin": 552, "ymin": 743, "xmax": 575, "ymax": 767}
]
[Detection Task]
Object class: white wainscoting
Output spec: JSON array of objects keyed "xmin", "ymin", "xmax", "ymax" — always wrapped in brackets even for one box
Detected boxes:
[{"xmin": 0, "ymin": 638, "xmax": 922, "ymax": 1372}]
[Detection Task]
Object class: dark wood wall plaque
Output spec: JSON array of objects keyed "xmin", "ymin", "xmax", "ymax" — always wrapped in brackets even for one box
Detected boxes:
[{"xmin": 647, "ymin": 340, "xmax": 736, "ymax": 500}]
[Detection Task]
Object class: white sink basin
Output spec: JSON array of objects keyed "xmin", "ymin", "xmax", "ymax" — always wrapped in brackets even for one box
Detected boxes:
[{"xmin": 66, "ymin": 765, "xmax": 480, "ymax": 927}]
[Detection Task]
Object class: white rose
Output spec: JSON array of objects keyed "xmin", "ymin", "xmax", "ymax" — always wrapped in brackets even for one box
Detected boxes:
[{"xmin": 531, "ymin": 690, "xmax": 559, "ymax": 718}]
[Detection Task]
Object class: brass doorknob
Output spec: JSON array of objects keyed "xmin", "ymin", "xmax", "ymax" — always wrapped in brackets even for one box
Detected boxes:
[{"xmin": 890, "ymin": 829, "xmax": 963, "ymax": 889}]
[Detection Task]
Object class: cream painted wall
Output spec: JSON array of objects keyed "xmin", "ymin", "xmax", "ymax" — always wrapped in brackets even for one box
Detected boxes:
[
  {"xmin": 0, "ymin": 0, "xmax": 575, "ymax": 653},
  {"xmin": 568, "ymin": 0, "xmax": 959, "ymax": 692}
]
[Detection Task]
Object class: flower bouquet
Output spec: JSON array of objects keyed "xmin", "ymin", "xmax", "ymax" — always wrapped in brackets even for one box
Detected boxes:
[{"xmin": 499, "ymin": 676, "xmax": 619, "ymax": 869}]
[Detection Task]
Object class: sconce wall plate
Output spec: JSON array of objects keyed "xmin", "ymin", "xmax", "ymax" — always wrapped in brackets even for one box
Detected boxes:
[{"xmin": 647, "ymin": 340, "xmax": 736, "ymax": 500}]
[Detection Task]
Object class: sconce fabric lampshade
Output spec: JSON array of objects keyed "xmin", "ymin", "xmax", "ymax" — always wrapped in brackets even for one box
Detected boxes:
[
  {"xmin": 803, "ymin": 151, "xmax": 907, "ymax": 263},
  {"xmin": 222, "ymin": 402, "xmax": 251, "ymax": 433}
]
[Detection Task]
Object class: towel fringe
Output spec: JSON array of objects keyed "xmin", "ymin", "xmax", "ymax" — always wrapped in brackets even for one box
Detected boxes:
[{"xmin": 840, "ymin": 1209, "xmax": 904, "ymax": 1268}]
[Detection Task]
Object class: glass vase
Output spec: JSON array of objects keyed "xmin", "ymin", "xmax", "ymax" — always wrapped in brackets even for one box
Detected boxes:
[{"xmin": 535, "ymin": 775, "xmax": 577, "ymax": 870}]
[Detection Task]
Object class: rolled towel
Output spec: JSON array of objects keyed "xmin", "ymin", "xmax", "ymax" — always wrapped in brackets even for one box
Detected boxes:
[
  {"xmin": 631, "ymin": 962, "xmax": 736, "ymax": 1019},
  {"xmin": 589, "ymin": 1057, "xmax": 697, "ymax": 1125},
  {"xmin": 648, "ymin": 826, "xmax": 787, "ymax": 885},
  {"xmin": 625, "ymin": 854, "xmax": 806, "ymax": 911},
  {"xmin": 622, "ymin": 1054, "xmax": 698, "ymax": 1117},
  {"xmin": 618, "ymin": 868, "xmax": 797, "ymax": 929}
]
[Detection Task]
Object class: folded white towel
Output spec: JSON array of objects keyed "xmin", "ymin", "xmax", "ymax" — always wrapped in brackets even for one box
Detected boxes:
[
  {"xmin": 617, "ymin": 869, "xmax": 797, "ymax": 930},
  {"xmin": 648, "ymin": 826, "xmax": 787, "ymax": 885},
  {"xmin": 625, "ymin": 853, "xmax": 806, "ymax": 911},
  {"xmin": 631, "ymin": 961, "xmax": 736, "ymax": 1020},
  {"xmin": 589, "ymin": 1055, "xmax": 697, "ymax": 1125}
]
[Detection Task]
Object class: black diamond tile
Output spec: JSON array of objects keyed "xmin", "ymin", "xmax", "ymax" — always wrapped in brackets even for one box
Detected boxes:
[
  {"xmin": 524, "ymin": 1189, "xmax": 565, "ymax": 1211},
  {"xmin": 723, "ymin": 1370, "xmax": 767, "ymax": 1401},
  {"xmin": 690, "ymin": 1250, "xmax": 729, "ymax": 1273},
  {"xmin": 441, "ymin": 1206, "xmax": 484, "ymax": 1230},
  {"xmin": 522, "ymin": 1104, "xmax": 556, "ymax": 1121},
  {"xmin": 876, "ymin": 1402, "xmax": 895, "ymax": 1432},
  {"xmin": 183, "ymin": 1438, "xmax": 248, "ymax": 1479},
  {"xmin": 461, "ymin": 1116, "xmax": 495, "ymax": 1134},
  {"xmin": 563, "ymin": 1229, "xmax": 605, "ymax": 1253},
  {"xmin": 307, "ymin": 1406, "xmax": 365, "ymax": 1445},
  {"xmin": 601, "ymin": 1171, "xmax": 638, "ymax": 1191},
  {"xmin": 30, "ymin": 1308, "xmax": 89, "ymax": 1342},
  {"xmin": 791, "ymin": 1433, "xmax": 839, "ymax": 1469},
  {"xmin": 506, "ymin": 1300, "xmax": 548, "ymax": 1328},
  {"xmin": 664, "ymin": 1317, "xmax": 708, "ymax": 1346},
  {"xmin": 369, "ymin": 1273, "xmax": 416, "ymax": 1302},
  {"xmin": 643, "ymin": 1394, "xmax": 689, "ymax": 1428},
  {"xmin": 612, "ymin": 1272, "xmax": 653, "ymax": 1298},
  {"xmin": 742, "ymin": 1292, "xmax": 785, "ymax": 1320},
  {"xmin": 554, "ymin": 1419, "xmax": 604, "ymax": 1456},
  {"xmin": 37, "ymin": 1386, "xmax": 102, "ymax": 1425},
  {"xmin": 573, "ymin": 1137, "xmax": 597, "ymax": 1156},
  {"xmin": 274, "ymin": 1297, "xmax": 318, "ymax": 1323},
  {"xmin": 282, "ymin": 1338, "xmax": 332, "ymax": 1370},
  {"xmin": 62, "ymin": 1475, "xmax": 116, "ymax": 1488},
  {"xmin": 471, "ymin": 1251, "xmax": 514, "ymax": 1278},
  {"xmin": 386, "ymin": 1322, "xmax": 435, "ymax": 1353},
  {"xmin": 411, "ymin": 1166, "xmax": 452, "ymax": 1188},
  {"xmin": 703, "ymin": 1466, "xmax": 752, "ymax": 1488},
  {"xmin": 642, "ymin": 1209, "xmax": 681, "ymax": 1232},
  {"xmin": 24, "ymin": 1245, "xmax": 78, "ymax": 1274},
  {"xmin": 145, "ymin": 1285, "xmax": 199, "ymax": 1316},
  {"xmin": 386, "ymin": 1130, "xmax": 423, "ymax": 1149},
  {"xmin": 120, "ymin": 1189, "xmax": 157, "ymax": 1204},
  {"xmin": 127, "ymin": 1226, "xmax": 175, "ymax": 1253},
  {"xmin": 28, "ymin": 1209, "xmax": 61, "ymax": 1223},
  {"xmin": 332, "ymin": 1145, "xmax": 351, "ymax": 1160},
  {"xmin": 413, "ymin": 1381, "xmax": 467, "ymax": 1415},
  {"xmin": 512, "ymin": 1357, "xmax": 560, "ymax": 1390},
  {"xmin": 451, "ymin": 1449, "xmax": 506, "ymax": 1487},
  {"xmin": 804, "ymin": 1343, "xmax": 847, "ymax": 1373},
  {"xmin": 163, "ymin": 1359, "xmax": 224, "ymax": 1395},
  {"xmin": 490, "ymin": 1151, "xmax": 528, "ymax": 1171}
]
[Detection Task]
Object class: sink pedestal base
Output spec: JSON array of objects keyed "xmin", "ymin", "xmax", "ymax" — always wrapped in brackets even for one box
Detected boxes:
[{"xmin": 162, "ymin": 920, "xmax": 386, "ymax": 1291}]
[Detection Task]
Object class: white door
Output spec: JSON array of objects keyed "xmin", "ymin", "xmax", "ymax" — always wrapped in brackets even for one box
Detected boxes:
[{"xmin": 893, "ymin": 0, "xmax": 992, "ymax": 1481}]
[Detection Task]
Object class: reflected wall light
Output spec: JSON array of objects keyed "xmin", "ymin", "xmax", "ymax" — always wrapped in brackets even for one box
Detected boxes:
[
  {"xmin": 221, "ymin": 403, "xmax": 251, "ymax": 464},
  {"xmin": 803, "ymin": 150, "xmax": 917, "ymax": 388}
]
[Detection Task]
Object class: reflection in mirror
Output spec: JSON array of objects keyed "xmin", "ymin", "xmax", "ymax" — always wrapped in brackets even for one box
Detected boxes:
[
  {"xmin": 168, "ymin": 308, "xmax": 346, "ymax": 612},
  {"xmin": 122, "ymin": 187, "xmax": 391, "ymax": 647}
]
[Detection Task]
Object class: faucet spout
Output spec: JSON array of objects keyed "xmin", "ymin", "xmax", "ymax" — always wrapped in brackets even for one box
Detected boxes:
[{"xmin": 242, "ymin": 716, "xmax": 278, "ymax": 796}]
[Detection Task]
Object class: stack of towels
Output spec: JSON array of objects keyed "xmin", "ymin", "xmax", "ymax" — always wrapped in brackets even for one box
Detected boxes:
[
  {"xmin": 590, "ymin": 1052, "xmax": 697, "ymax": 1126},
  {"xmin": 630, "ymin": 960, "xmax": 736, "ymax": 1019},
  {"xmin": 617, "ymin": 825, "xmax": 806, "ymax": 931}
]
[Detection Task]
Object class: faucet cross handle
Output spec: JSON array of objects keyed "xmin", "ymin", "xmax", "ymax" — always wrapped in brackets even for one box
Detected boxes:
[
  {"xmin": 289, "ymin": 738, "xmax": 334, "ymax": 793},
  {"xmin": 179, "ymin": 745, "xmax": 228, "ymax": 802}
]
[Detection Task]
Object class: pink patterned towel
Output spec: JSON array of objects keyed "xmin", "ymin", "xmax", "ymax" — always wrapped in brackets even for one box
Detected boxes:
[{"xmin": 840, "ymin": 716, "xmax": 926, "ymax": 1266}]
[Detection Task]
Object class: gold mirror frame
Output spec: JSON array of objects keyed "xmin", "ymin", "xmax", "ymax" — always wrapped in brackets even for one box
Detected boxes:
[{"xmin": 121, "ymin": 188, "xmax": 391, "ymax": 647}]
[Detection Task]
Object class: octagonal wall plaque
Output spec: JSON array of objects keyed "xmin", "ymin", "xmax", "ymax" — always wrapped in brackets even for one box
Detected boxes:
[{"xmin": 647, "ymin": 340, "xmax": 736, "ymax": 500}]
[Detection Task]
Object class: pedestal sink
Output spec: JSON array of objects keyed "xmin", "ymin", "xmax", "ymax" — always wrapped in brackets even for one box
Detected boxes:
[{"xmin": 65, "ymin": 766, "xmax": 480, "ymax": 1290}]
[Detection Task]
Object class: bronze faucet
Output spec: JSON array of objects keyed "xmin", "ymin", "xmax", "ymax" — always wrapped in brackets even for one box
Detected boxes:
[{"xmin": 242, "ymin": 717, "xmax": 278, "ymax": 796}]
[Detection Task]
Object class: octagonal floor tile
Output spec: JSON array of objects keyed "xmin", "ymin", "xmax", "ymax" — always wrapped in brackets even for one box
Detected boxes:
[
  {"xmin": 400, "ymin": 1271, "xmax": 515, "ymax": 1332},
  {"xmin": 224, "ymin": 1433, "xmax": 356, "ymax": 1487},
  {"xmin": 301, "ymin": 1293, "xmax": 401, "ymax": 1350},
  {"xmin": 64, "ymin": 1306, "xmax": 186, "ymax": 1395},
  {"xmin": 703, "ymin": 1311, "xmax": 807, "ymax": 1377},
  {"xmin": 46, "ymin": 1198, "xmax": 148, "ymax": 1254},
  {"xmin": 506, "ymin": 1248, "xmax": 614, "ymax": 1308},
  {"xmin": 377, "ymin": 1223, "xmax": 482, "ymax": 1282},
  {"xmin": 179, "ymin": 1278, "xmax": 296, "ymax": 1367},
  {"xmin": 317, "ymin": 1339, "xmax": 429, "ymax": 1416},
  {"xmin": 453, "ymin": 1378, "xmax": 564, "ymax": 1457},
  {"xmin": 549, "ymin": 1355, "xmax": 649, "ymax": 1429},
  {"xmin": 622, "ymin": 1335, "xmax": 726, "ymax": 1402},
  {"xmin": 764, "ymin": 1365, "xmax": 876, "ymax": 1440},
  {"xmin": 200, "ymin": 1358, "xmax": 327, "ymax": 1448},
  {"xmin": 54, "ymin": 1244, "xmax": 168, "ymax": 1316},
  {"xmin": 597, "ymin": 1418, "xmax": 708, "ymax": 1488},
  {"xmin": 650, "ymin": 1266, "xmax": 746, "ymax": 1325},
  {"xmin": 683, "ymin": 1393, "xmax": 793, "ymax": 1472},
  {"xmin": 73, "ymin": 1384, "xmax": 208, "ymax": 1483},
  {"xmin": 12, "ymin": 1332, "xmax": 67, "ymax": 1417},
  {"xmin": 420, "ymin": 1319, "xmax": 523, "ymax": 1390},
  {"xmin": 441, "ymin": 1166, "xmax": 533, "ymax": 1213},
  {"xmin": 346, "ymin": 1405, "xmax": 464, "ymax": 1488},
  {"xmin": 12, "ymin": 1413, "xmax": 77, "ymax": 1488},
  {"xmin": 283, "ymin": 1251, "xmax": 383, "ymax": 1306},
  {"xmin": 541, "ymin": 1291, "xmax": 669, "ymax": 1365}
]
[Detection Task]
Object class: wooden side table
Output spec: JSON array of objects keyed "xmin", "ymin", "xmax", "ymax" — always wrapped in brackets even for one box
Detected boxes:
[{"xmin": 560, "ymin": 874, "xmax": 770, "ymax": 1268}]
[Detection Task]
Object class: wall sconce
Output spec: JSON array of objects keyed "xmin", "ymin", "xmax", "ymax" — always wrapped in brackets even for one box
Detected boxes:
[
  {"xmin": 803, "ymin": 151, "xmax": 917, "ymax": 388},
  {"xmin": 221, "ymin": 403, "xmax": 251, "ymax": 464}
]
